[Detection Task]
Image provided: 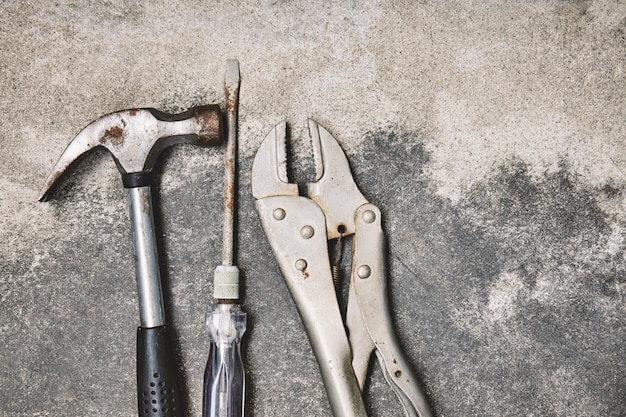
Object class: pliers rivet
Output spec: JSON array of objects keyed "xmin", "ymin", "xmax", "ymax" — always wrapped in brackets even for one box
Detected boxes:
[
  {"xmin": 362, "ymin": 210, "xmax": 376, "ymax": 223},
  {"xmin": 295, "ymin": 259, "xmax": 308, "ymax": 271},
  {"xmin": 273, "ymin": 208, "xmax": 286, "ymax": 220},
  {"xmin": 357, "ymin": 265, "xmax": 371, "ymax": 279},
  {"xmin": 300, "ymin": 225, "xmax": 314, "ymax": 239}
]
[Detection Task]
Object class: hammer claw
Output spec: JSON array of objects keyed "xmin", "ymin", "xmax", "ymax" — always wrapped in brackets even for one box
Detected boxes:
[{"xmin": 38, "ymin": 112, "xmax": 122, "ymax": 201}]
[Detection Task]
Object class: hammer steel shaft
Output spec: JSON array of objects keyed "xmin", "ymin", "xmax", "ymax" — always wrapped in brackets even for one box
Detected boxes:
[{"xmin": 128, "ymin": 186, "xmax": 165, "ymax": 328}]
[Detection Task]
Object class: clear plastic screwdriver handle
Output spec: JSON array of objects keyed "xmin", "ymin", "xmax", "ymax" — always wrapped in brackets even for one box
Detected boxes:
[{"xmin": 203, "ymin": 303, "xmax": 247, "ymax": 417}]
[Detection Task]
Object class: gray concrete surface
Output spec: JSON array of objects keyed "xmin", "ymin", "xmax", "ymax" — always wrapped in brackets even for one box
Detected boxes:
[{"xmin": 1, "ymin": 1, "xmax": 625, "ymax": 416}]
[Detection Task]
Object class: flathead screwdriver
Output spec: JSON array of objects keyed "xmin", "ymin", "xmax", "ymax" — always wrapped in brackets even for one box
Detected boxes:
[{"xmin": 202, "ymin": 59, "xmax": 246, "ymax": 417}]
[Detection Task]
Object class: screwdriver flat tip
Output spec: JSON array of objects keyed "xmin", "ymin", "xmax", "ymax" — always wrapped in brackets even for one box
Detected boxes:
[{"xmin": 225, "ymin": 59, "xmax": 240, "ymax": 93}]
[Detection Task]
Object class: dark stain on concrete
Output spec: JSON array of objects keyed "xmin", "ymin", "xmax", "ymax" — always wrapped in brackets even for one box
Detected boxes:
[{"xmin": 351, "ymin": 127, "xmax": 626, "ymax": 416}]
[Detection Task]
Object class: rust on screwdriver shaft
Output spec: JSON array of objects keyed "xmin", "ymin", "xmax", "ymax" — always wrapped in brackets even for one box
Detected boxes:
[{"xmin": 222, "ymin": 60, "xmax": 241, "ymax": 267}]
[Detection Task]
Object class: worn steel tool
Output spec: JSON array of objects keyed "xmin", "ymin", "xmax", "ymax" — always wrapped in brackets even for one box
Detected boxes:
[
  {"xmin": 203, "ymin": 60, "xmax": 247, "ymax": 417},
  {"xmin": 39, "ymin": 106, "xmax": 223, "ymax": 417},
  {"xmin": 252, "ymin": 120, "xmax": 433, "ymax": 417}
]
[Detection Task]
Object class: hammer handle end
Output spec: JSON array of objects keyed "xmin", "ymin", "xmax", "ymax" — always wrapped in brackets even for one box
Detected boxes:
[{"xmin": 137, "ymin": 326, "xmax": 183, "ymax": 417}]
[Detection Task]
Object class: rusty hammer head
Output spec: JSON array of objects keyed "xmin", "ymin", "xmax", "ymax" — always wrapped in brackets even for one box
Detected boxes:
[{"xmin": 39, "ymin": 105, "xmax": 223, "ymax": 201}]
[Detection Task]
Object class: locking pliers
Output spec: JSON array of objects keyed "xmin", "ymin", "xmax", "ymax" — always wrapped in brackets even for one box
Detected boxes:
[{"xmin": 251, "ymin": 120, "xmax": 433, "ymax": 417}]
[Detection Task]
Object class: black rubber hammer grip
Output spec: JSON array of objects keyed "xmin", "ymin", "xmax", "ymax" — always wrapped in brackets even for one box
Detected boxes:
[{"xmin": 137, "ymin": 326, "xmax": 183, "ymax": 417}]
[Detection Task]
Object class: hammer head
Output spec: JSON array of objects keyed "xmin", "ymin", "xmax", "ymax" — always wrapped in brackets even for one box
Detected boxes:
[{"xmin": 39, "ymin": 105, "xmax": 223, "ymax": 201}]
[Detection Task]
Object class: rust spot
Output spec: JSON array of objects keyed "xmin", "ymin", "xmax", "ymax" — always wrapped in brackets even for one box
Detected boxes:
[
  {"xmin": 394, "ymin": 370, "xmax": 402, "ymax": 378},
  {"xmin": 100, "ymin": 125, "xmax": 125, "ymax": 147},
  {"xmin": 225, "ymin": 88, "xmax": 239, "ymax": 114},
  {"xmin": 302, "ymin": 270, "xmax": 309, "ymax": 279},
  {"xmin": 195, "ymin": 106, "xmax": 222, "ymax": 144},
  {"xmin": 129, "ymin": 109, "xmax": 140, "ymax": 116},
  {"xmin": 225, "ymin": 185, "xmax": 235, "ymax": 209},
  {"xmin": 140, "ymin": 190, "xmax": 151, "ymax": 214}
]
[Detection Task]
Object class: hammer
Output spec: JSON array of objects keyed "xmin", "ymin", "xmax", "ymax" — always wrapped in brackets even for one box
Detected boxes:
[{"xmin": 40, "ymin": 106, "xmax": 223, "ymax": 417}]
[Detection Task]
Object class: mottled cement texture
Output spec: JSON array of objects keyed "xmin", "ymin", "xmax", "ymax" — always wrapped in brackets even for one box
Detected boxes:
[{"xmin": 1, "ymin": 1, "xmax": 625, "ymax": 416}]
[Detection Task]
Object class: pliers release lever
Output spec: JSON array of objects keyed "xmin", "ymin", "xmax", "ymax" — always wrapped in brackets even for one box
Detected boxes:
[{"xmin": 252, "ymin": 120, "xmax": 433, "ymax": 417}]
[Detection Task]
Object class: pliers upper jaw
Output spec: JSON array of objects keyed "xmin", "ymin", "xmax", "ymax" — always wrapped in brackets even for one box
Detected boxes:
[
  {"xmin": 305, "ymin": 119, "xmax": 369, "ymax": 240},
  {"xmin": 252, "ymin": 119, "xmax": 369, "ymax": 239}
]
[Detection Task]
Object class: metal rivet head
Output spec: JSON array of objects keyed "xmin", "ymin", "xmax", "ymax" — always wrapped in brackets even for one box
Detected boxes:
[
  {"xmin": 363, "ymin": 210, "xmax": 376, "ymax": 223},
  {"xmin": 300, "ymin": 225, "xmax": 314, "ymax": 239},
  {"xmin": 295, "ymin": 259, "xmax": 308, "ymax": 271},
  {"xmin": 357, "ymin": 265, "xmax": 371, "ymax": 279},
  {"xmin": 273, "ymin": 208, "xmax": 286, "ymax": 220}
]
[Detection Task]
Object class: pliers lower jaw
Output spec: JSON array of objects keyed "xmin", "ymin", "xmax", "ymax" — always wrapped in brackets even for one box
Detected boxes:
[{"xmin": 252, "ymin": 120, "xmax": 433, "ymax": 417}]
